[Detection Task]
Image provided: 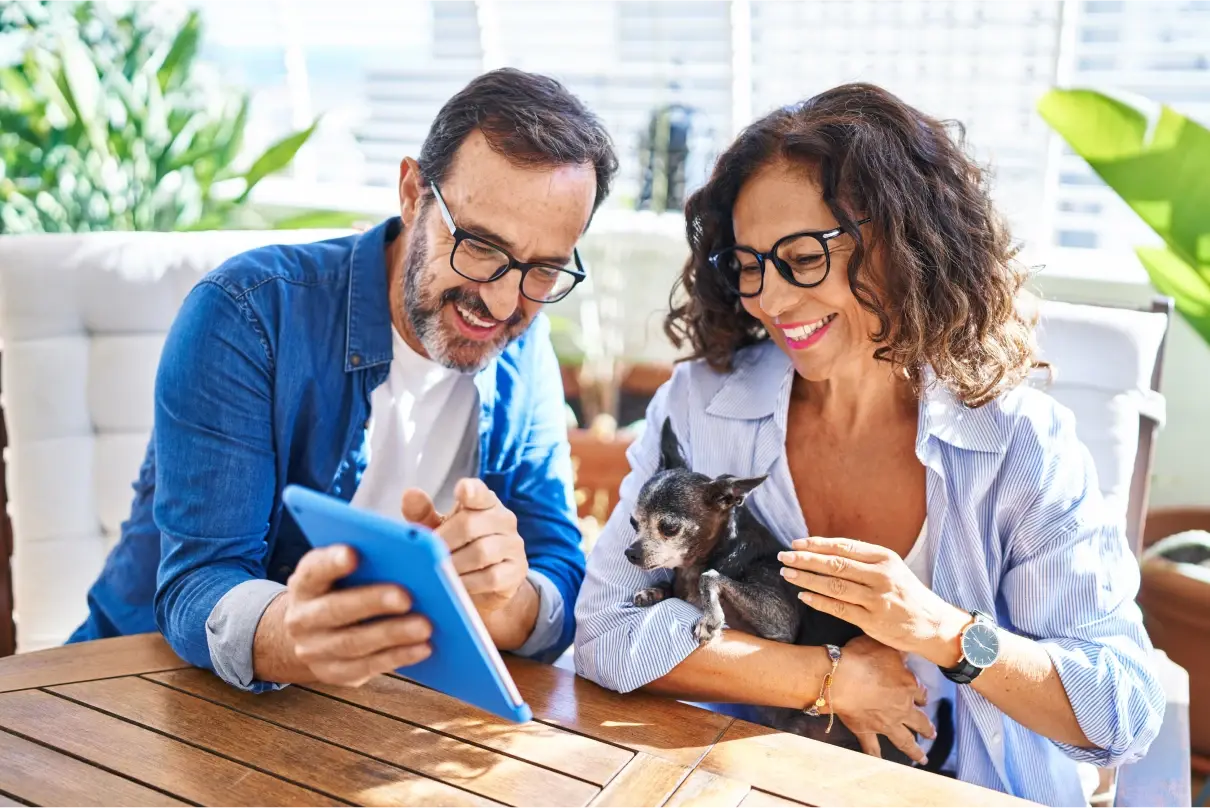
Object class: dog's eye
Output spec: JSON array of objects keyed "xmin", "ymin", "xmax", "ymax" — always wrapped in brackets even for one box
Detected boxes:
[
  {"xmin": 629, "ymin": 516, "xmax": 639, "ymax": 531},
  {"xmin": 658, "ymin": 519, "xmax": 679, "ymax": 537}
]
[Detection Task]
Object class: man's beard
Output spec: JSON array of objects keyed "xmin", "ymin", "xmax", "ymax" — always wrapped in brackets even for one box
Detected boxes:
[{"xmin": 403, "ymin": 227, "xmax": 528, "ymax": 373}]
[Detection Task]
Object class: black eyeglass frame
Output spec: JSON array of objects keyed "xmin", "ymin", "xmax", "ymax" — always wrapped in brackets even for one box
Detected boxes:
[
  {"xmin": 429, "ymin": 181, "xmax": 586, "ymax": 304},
  {"xmin": 709, "ymin": 218, "xmax": 872, "ymax": 298}
]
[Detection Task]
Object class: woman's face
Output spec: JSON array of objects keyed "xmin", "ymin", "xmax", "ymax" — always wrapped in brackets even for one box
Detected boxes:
[{"xmin": 732, "ymin": 160, "xmax": 882, "ymax": 382}]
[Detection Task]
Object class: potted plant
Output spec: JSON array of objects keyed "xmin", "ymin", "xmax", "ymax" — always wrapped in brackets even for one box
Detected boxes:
[{"xmin": 1039, "ymin": 87, "xmax": 1210, "ymax": 763}]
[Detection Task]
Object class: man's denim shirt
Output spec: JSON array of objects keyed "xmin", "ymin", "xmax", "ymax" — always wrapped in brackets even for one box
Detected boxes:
[{"xmin": 69, "ymin": 218, "xmax": 586, "ymax": 691}]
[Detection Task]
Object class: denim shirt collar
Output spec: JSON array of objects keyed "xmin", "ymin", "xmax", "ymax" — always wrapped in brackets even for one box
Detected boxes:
[
  {"xmin": 705, "ymin": 339, "xmax": 1008, "ymax": 454},
  {"xmin": 344, "ymin": 217, "xmax": 398, "ymax": 373}
]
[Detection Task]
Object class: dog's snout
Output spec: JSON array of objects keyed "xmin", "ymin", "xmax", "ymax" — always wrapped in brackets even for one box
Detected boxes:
[{"xmin": 624, "ymin": 544, "xmax": 642, "ymax": 564}]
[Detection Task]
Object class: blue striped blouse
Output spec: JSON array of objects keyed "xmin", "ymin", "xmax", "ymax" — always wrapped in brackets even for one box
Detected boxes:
[{"xmin": 574, "ymin": 340, "xmax": 1164, "ymax": 806}]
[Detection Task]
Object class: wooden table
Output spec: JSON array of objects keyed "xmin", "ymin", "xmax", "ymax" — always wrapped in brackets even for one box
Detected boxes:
[{"xmin": 0, "ymin": 634, "xmax": 1035, "ymax": 807}]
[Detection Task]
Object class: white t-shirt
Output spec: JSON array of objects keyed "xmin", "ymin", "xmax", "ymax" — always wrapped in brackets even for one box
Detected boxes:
[
  {"xmin": 346, "ymin": 325, "xmax": 566, "ymax": 661},
  {"xmin": 350, "ymin": 327, "xmax": 479, "ymax": 518}
]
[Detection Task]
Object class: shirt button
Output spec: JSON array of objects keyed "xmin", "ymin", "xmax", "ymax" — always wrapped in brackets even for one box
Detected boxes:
[{"xmin": 350, "ymin": 354, "xmax": 361, "ymax": 366}]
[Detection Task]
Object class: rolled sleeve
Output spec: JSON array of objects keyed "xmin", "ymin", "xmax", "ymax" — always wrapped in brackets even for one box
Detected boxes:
[
  {"xmin": 574, "ymin": 379, "xmax": 704, "ymax": 693},
  {"xmin": 1000, "ymin": 404, "xmax": 1165, "ymax": 768},
  {"xmin": 511, "ymin": 570, "xmax": 565, "ymax": 659},
  {"xmin": 206, "ymin": 579, "xmax": 289, "ymax": 693}
]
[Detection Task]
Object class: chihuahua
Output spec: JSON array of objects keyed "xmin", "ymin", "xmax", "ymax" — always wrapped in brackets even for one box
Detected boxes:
[{"xmin": 625, "ymin": 417, "xmax": 951, "ymax": 771}]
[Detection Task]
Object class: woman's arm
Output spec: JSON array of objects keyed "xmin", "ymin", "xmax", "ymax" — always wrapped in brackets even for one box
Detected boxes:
[{"xmin": 641, "ymin": 628, "xmax": 833, "ymax": 708}]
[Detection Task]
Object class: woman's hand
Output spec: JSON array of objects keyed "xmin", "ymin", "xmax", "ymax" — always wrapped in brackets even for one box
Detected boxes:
[
  {"xmin": 778, "ymin": 536, "xmax": 971, "ymax": 667},
  {"xmin": 830, "ymin": 635, "xmax": 936, "ymax": 764}
]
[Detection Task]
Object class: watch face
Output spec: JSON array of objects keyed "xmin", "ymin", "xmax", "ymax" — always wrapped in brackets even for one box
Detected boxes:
[{"xmin": 962, "ymin": 622, "xmax": 1000, "ymax": 668}]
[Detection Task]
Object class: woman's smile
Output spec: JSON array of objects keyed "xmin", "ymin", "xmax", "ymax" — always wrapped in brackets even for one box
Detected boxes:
[{"xmin": 777, "ymin": 313, "xmax": 837, "ymax": 350}]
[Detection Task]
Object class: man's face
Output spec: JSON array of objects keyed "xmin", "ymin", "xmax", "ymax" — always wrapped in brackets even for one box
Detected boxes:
[{"xmin": 399, "ymin": 130, "xmax": 597, "ymax": 373}]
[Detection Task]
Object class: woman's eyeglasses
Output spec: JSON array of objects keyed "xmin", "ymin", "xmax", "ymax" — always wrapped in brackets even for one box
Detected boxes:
[
  {"xmin": 709, "ymin": 219, "xmax": 870, "ymax": 298},
  {"xmin": 430, "ymin": 181, "xmax": 586, "ymax": 304}
]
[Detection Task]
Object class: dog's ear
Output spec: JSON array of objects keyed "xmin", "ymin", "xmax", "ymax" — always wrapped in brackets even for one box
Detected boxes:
[
  {"xmin": 707, "ymin": 474, "xmax": 768, "ymax": 509},
  {"xmin": 658, "ymin": 418, "xmax": 687, "ymax": 471}
]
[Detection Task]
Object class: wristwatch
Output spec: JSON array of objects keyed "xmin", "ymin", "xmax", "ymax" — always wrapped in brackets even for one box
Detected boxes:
[{"xmin": 940, "ymin": 610, "xmax": 1001, "ymax": 684}]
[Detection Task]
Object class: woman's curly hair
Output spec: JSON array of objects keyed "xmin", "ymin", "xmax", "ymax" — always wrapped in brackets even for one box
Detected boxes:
[{"xmin": 665, "ymin": 83, "xmax": 1041, "ymax": 408}]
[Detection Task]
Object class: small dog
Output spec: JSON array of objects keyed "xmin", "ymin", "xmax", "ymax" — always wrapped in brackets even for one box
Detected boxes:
[{"xmin": 626, "ymin": 418, "xmax": 950, "ymax": 770}]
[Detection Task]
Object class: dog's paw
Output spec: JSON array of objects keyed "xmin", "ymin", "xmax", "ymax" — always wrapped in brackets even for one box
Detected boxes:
[
  {"xmin": 632, "ymin": 587, "xmax": 667, "ymax": 608},
  {"xmin": 693, "ymin": 611, "xmax": 724, "ymax": 646}
]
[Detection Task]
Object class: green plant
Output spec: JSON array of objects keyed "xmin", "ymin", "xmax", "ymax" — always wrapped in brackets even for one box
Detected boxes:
[
  {"xmin": 0, "ymin": 1, "xmax": 359, "ymax": 233},
  {"xmin": 1038, "ymin": 88, "xmax": 1210, "ymax": 347}
]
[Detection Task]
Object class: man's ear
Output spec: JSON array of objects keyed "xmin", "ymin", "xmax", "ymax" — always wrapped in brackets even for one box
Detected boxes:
[
  {"xmin": 398, "ymin": 156, "xmax": 424, "ymax": 227},
  {"xmin": 708, "ymin": 474, "xmax": 768, "ymax": 509},
  {"xmin": 658, "ymin": 418, "xmax": 687, "ymax": 471}
]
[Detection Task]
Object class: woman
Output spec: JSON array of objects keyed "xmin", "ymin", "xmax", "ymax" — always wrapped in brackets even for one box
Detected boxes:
[{"xmin": 573, "ymin": 83, "xmax": 1163, "ymax": 805}]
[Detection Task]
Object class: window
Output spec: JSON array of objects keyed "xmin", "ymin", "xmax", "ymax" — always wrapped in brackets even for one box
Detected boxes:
[
  {"xmin": 185, "ymin": 0, "xmax": 1207, "ymax": 252},
  {"xmin": 1060, "ymin": 171, "xmax": 1105, "ymax": 187},
  {"xmin": 1078, "ymin": 55, "xmax": 1118, "ymax": 71},
  {"xmin": 1057, "ymin": 230, "xmax": 1101, "ymax": 248},
  {"xmin": 1058, "ymin": 200, "xmax": 1104, "ymax": 214},
  {"xmin": 1081, "ymin": 27, "xmax": 1121, "ymax": 42}
]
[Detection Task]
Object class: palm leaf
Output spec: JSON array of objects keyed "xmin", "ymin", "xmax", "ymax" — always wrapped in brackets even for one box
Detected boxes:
[{"xmin": 235, "ymin": 119, "xmax": 319, "ymax": 203}]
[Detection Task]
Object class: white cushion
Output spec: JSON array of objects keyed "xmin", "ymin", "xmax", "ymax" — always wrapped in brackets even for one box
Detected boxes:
[
  {"xmin": 1031, "ymin": 299, "xmax": 1168, "ymax": 529},
  {"xmin": 0, "ymin": 228, "xmax": 352, "ymax": 651},
  {"xmin": 11, "ymin": 534, "xmax": 106, "ymax": 650}
]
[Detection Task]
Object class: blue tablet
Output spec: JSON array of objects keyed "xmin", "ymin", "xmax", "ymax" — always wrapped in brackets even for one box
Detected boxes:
[{"xmin": 281, "ymin": 484, "xmax": 533, "ymax": 723}]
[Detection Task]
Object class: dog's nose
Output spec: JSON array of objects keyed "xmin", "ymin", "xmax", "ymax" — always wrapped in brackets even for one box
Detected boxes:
[{"xmin": 624, "ymin": 545, "xmax": 641, "ymax": 564}]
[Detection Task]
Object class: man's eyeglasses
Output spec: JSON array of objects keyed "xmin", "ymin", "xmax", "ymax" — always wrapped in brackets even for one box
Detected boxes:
[
  {"xmin": 709, "ymin": 219, "xmax": 871, "ymax": 298},
  {"xmin": 430, "ymin": 181, "xmax": 586, "ymax": 304}
]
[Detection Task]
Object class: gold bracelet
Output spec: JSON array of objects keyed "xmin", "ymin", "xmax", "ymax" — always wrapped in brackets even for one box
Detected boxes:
[{"xmin": 803, "ymin": 644, "xmax": 842, "ymax": 733}]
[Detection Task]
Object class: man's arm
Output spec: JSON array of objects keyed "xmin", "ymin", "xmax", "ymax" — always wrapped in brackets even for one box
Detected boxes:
[{"xmin": 152, "ymin": 280, "xmax": 283, "ymax": 690}]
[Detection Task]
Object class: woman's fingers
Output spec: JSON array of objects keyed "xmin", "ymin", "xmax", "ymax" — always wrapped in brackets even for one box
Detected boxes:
[
  {"xmin": 855, "ymin": 732, "xmax": 883, "ymax": 759},
  {"xmin": 886, "ymin": 726, "xmax": 928, "ymax": 766},
  {"xmin": 778, "ymin": 567, "xmax": 873, "ymax": 606},
  {"xmin": 903, "ymin": 706, "xmax": 937, "ymax": 740}
]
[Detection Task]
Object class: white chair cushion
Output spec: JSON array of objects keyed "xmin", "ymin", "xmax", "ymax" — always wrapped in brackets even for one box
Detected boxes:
[
  {"xmin": 1031, "ymin": 299, "xmax": 1168, "ymax": 529},
  {"xmin": 0, "ymin": 228, "xmax": 352, "ymax": 651}
]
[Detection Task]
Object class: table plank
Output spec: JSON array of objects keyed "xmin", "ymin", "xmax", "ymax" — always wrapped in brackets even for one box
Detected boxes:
[
  {"xmin": 699, "ymin": 720, "xmax": 1035, "ymax": 807},
  {"xmin": 738, "ymin": 790, "xmax": 809, "ymax": 807},
  {"xmin": 665, "ymin": 769, "xmax": 752, "ymax": 807},
  {"xmin": 589, "ymin": 753, "xmax": 688, "ymax": 807},
  {"xmin": 505, "ymin": 656, "xmax": 734, "ymax": 767},
  {"xmin": 150, "ymin": 669, "xmax": 597, "ymax": 807},
  {"xmin": 0, "ymin": 728, "xmax": 185, "ymax": 807},
  {"xmin": 0, "ymin": 634, "xmax": 186, "ymax": 693},
  {"xmin": 307, "ymin": 672, "xmax": 630, "ymax": 785},
  {"xmin": 0, "ymin": 688, "xmax": 341, "ymax": 806},
  {"xmin": 53, "ymin": 676, "xmax": 500, "ymax": 807}
]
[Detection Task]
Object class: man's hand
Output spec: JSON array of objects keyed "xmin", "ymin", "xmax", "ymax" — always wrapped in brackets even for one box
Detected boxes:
[
  {"xmin": 401, "ymin": 479, "xmax": 539, "ymax": 650},
  {"xmin": 401, "ymin": 479, "xmax": 530, "ymax": 612},
  {"xmin": 258, "ymin": 545, "xmax": 433, "ymax": 687}
]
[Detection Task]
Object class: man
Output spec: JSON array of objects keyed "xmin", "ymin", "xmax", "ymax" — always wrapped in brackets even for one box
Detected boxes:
[{"xmin": 68, "ymin": 68, "xmax": 619, "ymax": 693}]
